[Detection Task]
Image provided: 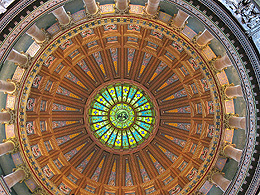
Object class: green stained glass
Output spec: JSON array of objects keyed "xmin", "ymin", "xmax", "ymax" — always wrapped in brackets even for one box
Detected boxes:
[{"xmin": 89, "ymin": 83, "xmax": 155, "ymax": 150}]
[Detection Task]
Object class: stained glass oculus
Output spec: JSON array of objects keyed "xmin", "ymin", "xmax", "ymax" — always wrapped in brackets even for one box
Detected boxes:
[{"xmin": 88, "ymin": 83, "xmax": 156, "ymax": 150}]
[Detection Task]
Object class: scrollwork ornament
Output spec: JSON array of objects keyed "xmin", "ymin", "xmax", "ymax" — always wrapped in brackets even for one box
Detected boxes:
[
  {"xmin": 33, "ymin": 187, "xmax": 48, "ymax": 195},
  {"xmin": 208, "ymin": 55, "xmax": 222, "ymax": 74},
  {"xmin": 219, "ymin": 141, "xmax": 236, "ymax": 158},
  {"xmin": 206, "ymin": 167, "xmax": 224, "ymax": 185},
  {"xmin": 37, "ymin": 29, "xmax": 52, "ymax": 47}
]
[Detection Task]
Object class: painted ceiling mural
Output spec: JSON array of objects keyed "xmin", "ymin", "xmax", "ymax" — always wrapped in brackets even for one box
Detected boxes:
[{"xmin": 0, "ymin": 0, "xmax": 259, "ymax": 195}]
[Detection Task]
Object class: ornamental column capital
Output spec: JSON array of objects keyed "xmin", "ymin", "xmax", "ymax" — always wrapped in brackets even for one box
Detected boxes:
[
  {"xmin": 224, "ymin": 113, "xmax": 239, "ymax": 130},
  {"xmin": 192, "ymin": 30, "xmax": 214, "ymax": 50},
  {"xmin": 207, "ymin": 167, "xmax": 231, "ymax": 191},
  {"xmin": 114, "ymin": 0, "xmax": 130, "ymax": 14},
  {"xmin": 7, "ymin": 50, "xmax": 32, "ymax": 69},
  {"xmin": 33, "ymin": 187, "xmax": 48, "ymax": 195},
  {"xmin": 220, "ymin": 83, "xmax": 235, "ymax": 101},
  {"xmin": 1, "ymin": 108, "xmax": 16, "ymax": 125},
  {"xmin": 207, "ymin": 167, "xmax": 223, "ymax": 185},
  {"xmin": 219, "ymin": 141, "xmax": 236, "ymax": 157},
  {"xmin": 143, "ymin": 3, "xmax": 160, "ymax": 19},
  {"xmin": 3, "ymin": 137, "xmax": 19, "ymax": 154},
  {"xmin": 208, "ymin": 55, "xmax": 223, "ymax": 74},
  {"xmin": 4, "ymin": 79, "xmax": 20, "ymax": 95},
  {"xmin": 169, "ymin": 9, "xmax": 189, "ymax": 32},
  {"xmin": 13, "ymin": 164, "xmax": 30, "ymax": 182}
]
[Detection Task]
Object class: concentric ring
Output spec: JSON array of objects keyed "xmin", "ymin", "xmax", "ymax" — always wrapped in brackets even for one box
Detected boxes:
[
  {"xmin": 109, "ymin": 103, "xmax": 135, "ymax": 129},
  {"xmin": 86, "ymin": 80, "xmax": 159, "ymax": 153}
]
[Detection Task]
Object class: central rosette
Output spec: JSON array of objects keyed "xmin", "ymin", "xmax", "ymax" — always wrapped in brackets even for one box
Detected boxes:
[
  {"xmin": 109, "ymin": 103, "xmax": 135, "ymax": 128},
  {"xmin": 88, "ymin": 82, "xmax": 156, "ymax": 150}
]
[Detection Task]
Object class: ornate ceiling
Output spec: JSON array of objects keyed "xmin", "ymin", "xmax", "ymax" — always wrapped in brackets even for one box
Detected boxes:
[
  {"xmin": 20, "ymin": 20, "xmax": 222, "ymax": 194},
  {"xmin": 0, "ymin": 0, "xmax": 259, "ymax": 195}
]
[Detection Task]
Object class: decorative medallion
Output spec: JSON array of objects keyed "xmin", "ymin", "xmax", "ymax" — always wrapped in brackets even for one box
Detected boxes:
[{"xmin": 87, "ymin": 81, "xmax": 158, "ymax": 152}]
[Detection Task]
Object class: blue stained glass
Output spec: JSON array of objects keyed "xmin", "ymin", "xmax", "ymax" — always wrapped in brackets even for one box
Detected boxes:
[
  {"xmin": 133, "ymin": 124, "xmax": 148, "ymax": 137},
  {"xmin": 90, "ymin": 116, "xmax": 107, "ymax": 123},
  {"xmin": 115, "ymin": 84, "xmax": 122, "ymax": 101},
  {"xmin": 107, "ymin": 85, "xmax": 118, "ymax": 102},
  {"xmin": 96, "ymin": 94, "xmax": 110, "ymax": 107},
  {"xmin": 128, "ymin": 132, "xmax": 137, "ymax": 148},
  {"xmin": 122, "ymin": 131, "xmax": 129, "ymax": 149},
  {"xmin": 127, "ymin": 87, "xmax": 137, "ymax": 103},
  {"xmin": 134, "ymin": 96, "xmax": 148, "ymax": 108},
  {"xmin": 131, "ymin": 91, "xmax": 143, "ymax": 104},
  {"xmin": 95, "ymin": 124, "xmax": 111, "ymax": 137},
  {"xmin": 89, "ymin": 83, "xmax": 155, "ymax": 150},
  {"xmin": 136, "ymin": 102, "xmax": 152, "ymax": 111},
  {"xmin": 93, "ymin": 102, "xmax": 109, "ymax": 111},
  {"xmin": 123, "ymin": 85, "xmax": 130, "ymax": 101},
  {"xmin": 136, "ymin": 121, "xmax": 152, "ymax": 132},
  {"xmin": 138, "ymin": 110, "xmax": 153, "ymax": 116},
  {"xmin": 107, "ymin": 131, "xmax": 117, "ymax": 147},
  {"xmin": 101, "ymin": 90, "xmax": 113, "ymax": 105},
  {"xmin": 131, "ymin": 128, "xmax": 143, "ymax": 142}
]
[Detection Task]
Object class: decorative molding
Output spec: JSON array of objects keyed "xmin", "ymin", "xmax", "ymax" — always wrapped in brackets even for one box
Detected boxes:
[
  {"xmin": 219, "ymin": 0, "xmax": 260, "ymax": 34},
  {"xmin": 32, "ymin": 187, "xmax": 48, "ymax": 195},
  {"xmin": 208, "ymin": 55, "xmax": 222, "ymax": 74},
  {"xmin": 207, "ymin": 167, "xmax": 223, "ymax": 185},
  {"xmin": 194, "ymin": 1, "xmax": 258, "ymax": 194},
  {"xmin": 16, "ymin": 16, "xmax": 224, "ymax": 194},
  {"xmin": 4, "ymin": 79, "xmax": 19, "ymax": 96},
  {"xmin": 0, "ymin": 0, "xmax": 258, "ymax": 194},
  {"xmin": 0, "ymin": 175, "xmax": 11, "ymax": 195},
  {"xmin": 36, "ymin": 29, "xmax": 52, "ymax": 47}
]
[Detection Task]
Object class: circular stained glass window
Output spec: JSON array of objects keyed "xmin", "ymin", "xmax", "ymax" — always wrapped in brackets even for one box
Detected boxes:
[{"xmin": 88, "ymin": 83, "xmax": 156, "ymax": 150}]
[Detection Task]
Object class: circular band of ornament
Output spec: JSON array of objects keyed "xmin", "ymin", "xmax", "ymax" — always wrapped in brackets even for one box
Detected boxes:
[
  {"xmin": 86, "ymin": 80, "xmax": 159, "ymax": 154},
  {"xmin": 17, "ymin": 16, "xmax": 224, "ymax": 194}
]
